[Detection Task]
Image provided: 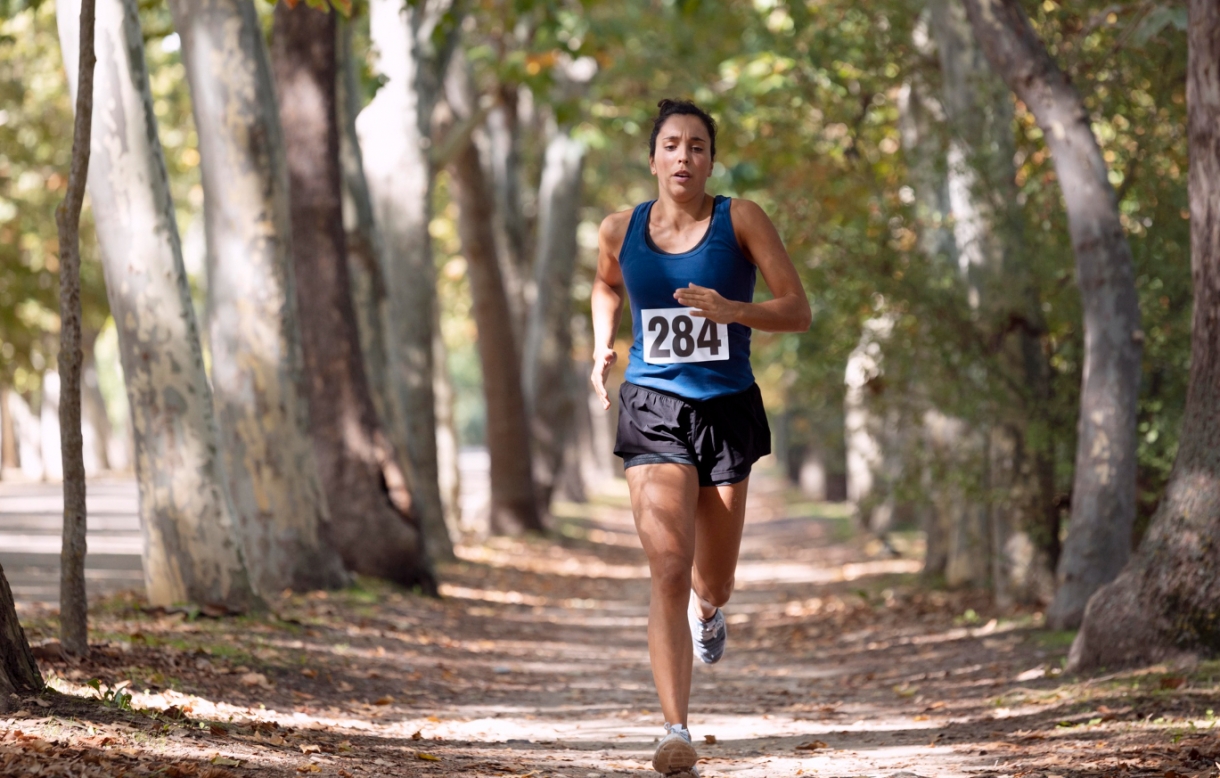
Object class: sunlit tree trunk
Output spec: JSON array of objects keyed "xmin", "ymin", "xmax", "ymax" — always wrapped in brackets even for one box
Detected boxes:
[
  {"xmin": 271, "ymin": 1, "xmax": 435, "ymax": 591},
  {"xmin": 1068, "ymin": 0, "xmax": 1220, "ymax": 671},
  {"xmin": 486, "ymin": 85, "xmax": 531, "ymax": 340},
  {"xmin": 169, "ymin": 0, "xmax": 348, "ymax": 596},
  {"xmin": 523, "ymin": 124, "xmax": 586, "ymax": 509},
  {"xmin": 931, "ymin": 0, "xmax": 1055, "ymax": 606},
  {"xmin": 0, "ymin": 561, "xmax": 42, "ymax": 709},
  {"xmin": 963, "ymin": 0, "xmax": 1142, "ymax": 628},
  {"xmin": 53, "ymin": 0, "xmax": 94, "ymax": 658},
  {"xmin": 356, "ymin": 0, "xmax": 457, "ymax": 554},
  {"xmin": 0, "ymin": 386, "xmax": 17, "ymax": 473},
  {"xmin": 58, "ymin": 0, "xmax": 258, "ymax": 609},
  {"xmin": 336, "ymin": 18, "xmax": 456, "ymax": 558},
  {"xmin": 446, "ymin": 117, "xmax": 542, "ymax": 534}
]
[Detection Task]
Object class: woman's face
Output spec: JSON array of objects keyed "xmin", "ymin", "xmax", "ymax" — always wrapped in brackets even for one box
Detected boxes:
[{"xmin": 649, "ymin": 114, "xmax": 713, "ymax": 201}]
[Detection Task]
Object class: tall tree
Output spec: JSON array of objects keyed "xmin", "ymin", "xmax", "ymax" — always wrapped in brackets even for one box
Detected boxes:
[
  {"xmin": 445, "ymin": 60, "xmax": 542, "ymax": 534},
  {"xmin": 168, "ymin": 0, "xmax": 348, "ymax": 595},
  {"xmin": 1067, "ymin": 0, "xmax": 1220, "ymax": 672},
  {"xmin": 356, "ymin": 0, "xmax": 458, "ymax": 552},
  {"xmin": 56, "ymin": 0, "xmax": 258, "ymax": 609},
  {"xmin": 963, "ymin": 0, "xmax": 1142, "ymax": 628},
  {"xmin": 930, "ymin": 0, "xmax": 1056, "ymax": 606},
  {"xmin": 335, "ymin": 17, "xmax": 457, "ymax": 558},
  {"xmin": 271, "ymin": 0, "xmax": 435, "ymax": 590},
  {"xmin": 53, "ymin": 0, "xmax": 94, "ymax": 658},
  {"xmin": 0, "ymin": 561, "xmax": 42, "ymax": 709},
  {"xmin": 522, "ymin": 121, "xmax": 587, "ymax": 509}
]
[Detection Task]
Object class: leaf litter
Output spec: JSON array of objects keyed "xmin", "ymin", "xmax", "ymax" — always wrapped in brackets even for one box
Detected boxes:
[{"xmin": 11, "ymin": 475, "xmax": 1220, "ymax": 776}]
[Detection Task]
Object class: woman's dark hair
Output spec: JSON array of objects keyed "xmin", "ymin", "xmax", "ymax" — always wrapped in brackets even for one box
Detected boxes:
[{"xmin": 648, "ymin": 98, "xmax": 717, "ymax": 160}]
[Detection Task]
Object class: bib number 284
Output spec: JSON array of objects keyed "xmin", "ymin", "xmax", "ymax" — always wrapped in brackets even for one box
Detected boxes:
[{"xmin": 641, "ymin": 307, "xmax": 729, "ymax": 365}]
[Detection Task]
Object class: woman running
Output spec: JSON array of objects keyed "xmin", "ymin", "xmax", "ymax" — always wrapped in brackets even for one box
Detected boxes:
[{"xmin": 590, "ymin": 99, "xmax": 811, "ymax": 777}]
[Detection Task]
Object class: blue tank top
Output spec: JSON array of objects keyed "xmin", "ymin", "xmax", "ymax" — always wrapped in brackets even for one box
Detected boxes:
[{"xmin": 621, "ymin": 195, "xmax": 756, "ymax": 400}]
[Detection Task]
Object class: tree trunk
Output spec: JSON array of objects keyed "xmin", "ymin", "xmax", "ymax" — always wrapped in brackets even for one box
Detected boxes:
[
  {"xmin": 271, "ymin": 2, "xmax": 434, "ymax": 591},
  {"xmin": 0, "ymin": 385, "xmax": 18, "ymax": 473},
  {"xmin": 57, "ymin": 0, "xmax": 258, "ymax": 609},
  {"xmin": 432, "ymin": 310, "xmax": 462, "ymax": 542},
  {"xmin": 53, "ymin": 0, "xmax": 94, "ymax": 659},
  {"xmin": 356, "ymin": 0, "xmax": 456, "ymax": 554},
  {"xmin": 0, "ymin": 561, "xmax": 42, "ymax": 708},
  {"xmin": 931, "ymin": 0, "xmax": 1056, "ymax": 606},
  {"xmin": 523, "ymin": 126, "xmax": 586, "ymax": 509},
  {"xmin": 486, "ymin": 86, "xmax": 530, "ymax": 340},
  {"xmin": 168, "ymin": 0, "xmax": 348, "ymax": 596},
  {"xmin": 1067, "ymin": 0, "xmax": 1220, "ymax": 672},
  {"xmin": 963, "ymin": 0, "xmax": 1142, "ymax": 628},
  {"xmin": 336, "ymin": 17, "xmax": 455, "ymax": 559},
  {"xmin": 448, "ymin": 138, "xmax": 543, "ymax": 534}
]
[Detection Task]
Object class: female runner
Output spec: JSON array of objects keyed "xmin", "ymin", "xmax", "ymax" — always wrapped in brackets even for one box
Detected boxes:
[{"xmin": 590, "ymin": 99, "xmax": 811, "ymax": 777}]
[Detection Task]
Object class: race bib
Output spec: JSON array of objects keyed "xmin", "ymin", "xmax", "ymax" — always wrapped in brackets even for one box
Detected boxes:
[{"xmin": 641, "ymin": 307, "xmax": 729, "ymax": 365}]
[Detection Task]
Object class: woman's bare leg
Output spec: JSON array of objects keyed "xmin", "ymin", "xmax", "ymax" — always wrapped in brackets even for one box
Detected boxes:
[
  {"xmin": 626, "ymin": 463, "xmax": 700, "ymax": 727},
  {"xmin": 691, "ymin": 478, "xmax": 750, "ymax": 620}
]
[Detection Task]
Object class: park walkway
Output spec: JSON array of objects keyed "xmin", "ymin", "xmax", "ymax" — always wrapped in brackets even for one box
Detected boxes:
[{"xmin": 8, "ymin": 468, "xmax": 1213, "ymax": 777}]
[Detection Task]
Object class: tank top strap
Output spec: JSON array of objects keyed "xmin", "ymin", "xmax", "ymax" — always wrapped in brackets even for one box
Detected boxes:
[
  {"xmin": 623, "ymin": 201, "xmax": 653, "ymax": 254},
  {"xmin": 711, "ymin": 195, "xmax": 736, "ymax": 244}
]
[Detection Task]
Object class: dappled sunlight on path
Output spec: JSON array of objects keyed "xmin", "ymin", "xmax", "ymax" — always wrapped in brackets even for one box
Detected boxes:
[{"xmin": 11, "ymin": 471, "xmax": 1220, "ymax": 777}]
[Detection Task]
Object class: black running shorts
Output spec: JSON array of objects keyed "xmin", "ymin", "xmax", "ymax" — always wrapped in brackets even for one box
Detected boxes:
[{"xmin": 614, "ymin": 381, "xmax": 771, "ymax": 487}]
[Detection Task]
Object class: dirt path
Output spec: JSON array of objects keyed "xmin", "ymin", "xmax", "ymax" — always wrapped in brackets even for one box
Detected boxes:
[{"xmin": 9, "ymin": 474, "xmax": 1220, "ymax": 777}]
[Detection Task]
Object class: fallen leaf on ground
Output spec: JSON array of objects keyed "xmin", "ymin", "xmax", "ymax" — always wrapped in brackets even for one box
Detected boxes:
[
  {"xmin": 796, "ymin": 740, "xmax": 828, "ymax": 751},
  {"xmin": 211, "ymin": 754, "xmax": 242, "ymax": 767},
  {"xmin": 300, "ymin": 744, "xmax": 321, "ymax": 754},
  {"xmin": 704, "ymin": 734, "xmax": 717, "ymax": 744},
  {"xmin": 417, "ymin": 752, "xmax": 441, "ymax": 761}
]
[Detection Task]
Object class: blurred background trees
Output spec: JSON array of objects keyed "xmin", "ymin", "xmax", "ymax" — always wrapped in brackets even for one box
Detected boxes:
[{"xmin": 0, "ymin": 0, "xmax": 1200, "ymax": 633}]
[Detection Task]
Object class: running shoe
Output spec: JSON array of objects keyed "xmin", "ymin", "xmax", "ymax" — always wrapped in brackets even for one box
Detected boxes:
[
  {"xmin": 653, "ymin": 723, "xmax": 699, "ymax": 777},
  {"xmin": 690, "ymin": 605, "xmax": 727, "ymax": 665}
]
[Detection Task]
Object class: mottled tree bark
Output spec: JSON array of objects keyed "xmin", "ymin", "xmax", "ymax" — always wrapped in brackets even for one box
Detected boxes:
[
  {"xmin": 1068, "ymin": 0, "xmax": 1220, "ymax": 672},
  {"xmin": 931, "ymin": 0, "xmax": 1055, "ymax": 606},
  {"xmin": 964, "ymin": 0, "xmax": 1142, "ymax": 628},
  {"xmin": 448, "ymin": 136, "xmax": 543, "ymax": 534},
  {"xmin": 356, "ymin": 0, "xmax": 457, "ymax": 553},
  {"xmin": 0, "ymin": 561, "xmax": 42, "ymax": 708},
  {"xmin": 523, "ymin": 127, "xmax": 585, "ymax": 509},
  {"xmin": 336, "ymin": 18, "xmax": 456, "ymax": 558},
  {"xmin": 169, "ymin": 0, "xmax": 348, "ymax": 595},
  {"xmin": 57, "ymin": 0, "xmax": 258, "ymax": 609},
  {"xmin": 271, "ymin": 1, "xmax": 434, "ymax": 591},
  {"xmin": 53, "ymin": 0, "xmax": 94, "ymax": 658}
]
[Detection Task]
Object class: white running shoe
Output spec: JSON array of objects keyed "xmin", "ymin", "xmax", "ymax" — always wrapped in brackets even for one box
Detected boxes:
[
  {"xmin": 690, "ymin": 605, "xmax": 727, "ymax": 665},
  {"xmin": 653, "ymin": 723, "xmax": 699, "ymax": 777}
]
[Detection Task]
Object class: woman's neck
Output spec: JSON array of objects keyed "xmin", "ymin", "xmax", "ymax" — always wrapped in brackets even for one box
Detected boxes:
[{"xmin": 652, "ymin": 191, "xmax": 712, "ymax": 227}]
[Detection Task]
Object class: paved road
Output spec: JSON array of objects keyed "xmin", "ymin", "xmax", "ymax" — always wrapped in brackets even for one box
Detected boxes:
[
  {"xmin": 0, "ymin": 449, "xmax": 493, "ymax": 606},
  {"xmin": 0, "ymin": 478, "xmax": 144, "ymax": 604}
]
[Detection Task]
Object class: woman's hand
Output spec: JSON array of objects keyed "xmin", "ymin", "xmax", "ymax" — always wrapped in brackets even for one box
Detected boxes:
[
  {"xmin": 674, "ymin": 283, "xmax": 741, "ymax": 324},
  {"xmin": 590, "ymin": 346, "xmax": 618, "ymax": 410}
]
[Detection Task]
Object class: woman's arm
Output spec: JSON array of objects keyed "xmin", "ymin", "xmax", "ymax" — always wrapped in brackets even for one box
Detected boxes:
[
  {"xmin": 674, "ymin": 199, "xmax": 811, "ymax": 333},
  {"xmin": 590, "ymin": 211, "xmax": 631, "ymax": 410}
]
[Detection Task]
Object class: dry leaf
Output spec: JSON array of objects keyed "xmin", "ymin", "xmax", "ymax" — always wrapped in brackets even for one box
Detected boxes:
[
  {"xmin": 373, "ymin": 695, "xmax": 394, "ymax": 705},
  {"xmin": 269, "ymin": 735, "xmax": 287, "ymax": 747},
  {"xmin": 240, "ymin": 672, "xmax": 271, "ymax": 688},
  {"xmin": 704, "ymin": 734, "xmax": 717, "ymax": 745},
  {"xmin": 211, "ymin": 754, "xmax": 242, "ymax": 767},
  {"xmin": 417, "ymin": 752, "xmax": 441, "ymax": 761},
  {"xmin": 1160, "ymin": 676, "xmax": 1187, "ymax": 690},
  {"xmin": 795, "ymin": 740, "xmax": 828, "ymax": 751},
  {"xmin": 296, "ymin": 765, "xmax": 322, "ymax": 773},
  {"xmin": 301, "ymin": 668, "xmax": 318, "ymax": 679},
  {"xmin": 300, "ymin": 744, "xmax": 322, "ymax": 755}
]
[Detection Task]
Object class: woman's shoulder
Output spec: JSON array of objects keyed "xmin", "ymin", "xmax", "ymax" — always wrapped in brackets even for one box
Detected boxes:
[{"xmin": 598, "ymin": 207, "xmax": 638, "ymax": 259}]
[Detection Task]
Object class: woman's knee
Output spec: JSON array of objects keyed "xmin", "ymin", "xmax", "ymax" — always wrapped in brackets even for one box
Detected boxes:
[{"xmin": 649, "ymin": 555, "xmax": 694, "ymax": 596}]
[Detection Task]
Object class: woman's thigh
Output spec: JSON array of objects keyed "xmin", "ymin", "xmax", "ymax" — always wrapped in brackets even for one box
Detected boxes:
[
  {"xmin": 626, "ymin": 463, "xmax": 701, "ymax": 565},
  {"xmin": 693, "ymin": 478, "xmax": 750, "ymax": 588}
]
